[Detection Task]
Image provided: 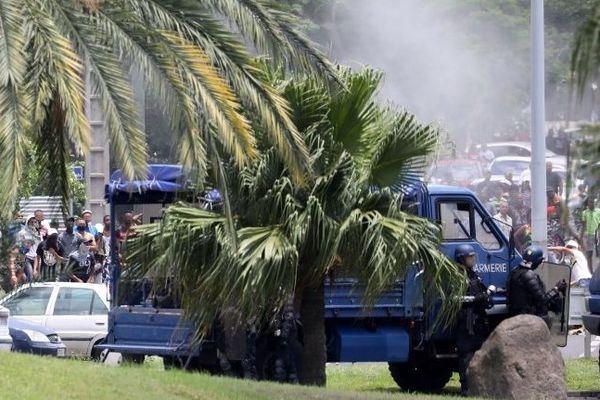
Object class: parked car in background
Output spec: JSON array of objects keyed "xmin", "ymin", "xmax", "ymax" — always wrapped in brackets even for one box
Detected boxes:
[
  {"xmin": 0, "ymin": 306, "xmax": 12, "ymax": 351},
  {"xmin": 0, "ymin": 283, "xmax": 109, "ymax": 357},
  {"xmin": 9, "ymin": 318, "xmax": 66, "ymax": 357},
  {"xmin": 471, "ymin": 156, "xmax": 567, "ymax": 188},
  {"xmin": 479, "ymin": 142, "xmax": 566, "ymax": 167},
  {"xmin": 426, "ymin": 158, "xmax": 483, "ymax": 188}
]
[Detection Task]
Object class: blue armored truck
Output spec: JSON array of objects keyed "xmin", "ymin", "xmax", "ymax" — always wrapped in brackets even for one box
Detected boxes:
[
  {"xmin": 97, "ymin": 165, "xmax": 570, "ymax": 391},
  {"xmin": 582, "ymin": 265, "xmax": 600, "ymax": 370}
]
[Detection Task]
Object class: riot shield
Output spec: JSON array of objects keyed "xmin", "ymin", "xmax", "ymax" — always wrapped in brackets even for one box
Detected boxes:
[{"xmin": 535, "ymin": 261, "xmax": 571, "ymax": 347}]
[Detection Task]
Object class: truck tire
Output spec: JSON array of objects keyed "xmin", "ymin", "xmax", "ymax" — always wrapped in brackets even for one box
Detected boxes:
[{"xmin": 388, "ymin": 362, "xmax": 452, "ymax": 392}]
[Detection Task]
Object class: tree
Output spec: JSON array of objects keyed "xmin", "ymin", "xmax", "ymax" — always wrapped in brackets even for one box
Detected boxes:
[
  {"xmin": 0, "ymin": 0, "xmax": 333, "ymax": 214},
  {"xmin": 125, "ymin": 67, "xmax": 465, "ymax": 386},
  {"xmin": 570, "ymin": 0, "xmax": 600, "ymax": 190}
]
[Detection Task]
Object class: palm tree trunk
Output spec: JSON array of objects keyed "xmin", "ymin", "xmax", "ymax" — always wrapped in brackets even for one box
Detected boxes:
[{"xmin": 299, "ymin": 283, "xmax": 326, "ymax": 386}]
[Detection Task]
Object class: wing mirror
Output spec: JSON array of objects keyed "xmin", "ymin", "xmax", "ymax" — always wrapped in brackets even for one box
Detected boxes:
[{"xmin": 509, "ymin": 228, "xmax": 515, "ymax": 260}]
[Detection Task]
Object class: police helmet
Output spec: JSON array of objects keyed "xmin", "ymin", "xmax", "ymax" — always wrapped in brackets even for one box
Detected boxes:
[
  {"xmin": 455, "ymin": 244, "xmax": 476, "ymax": 264},
  {"xmin": 522, "ymin": 245, "xmax": 544, "ymax": 270}
]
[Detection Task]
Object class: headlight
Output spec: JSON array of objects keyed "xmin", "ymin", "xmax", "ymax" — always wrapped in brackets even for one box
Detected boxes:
[
  {"xmin": 46, "ymin": 334, "xmax": 61, "ymax": 344},
  {"xmin": 22, "ymin": 329, "xmax": 50, "ymax": 343}
]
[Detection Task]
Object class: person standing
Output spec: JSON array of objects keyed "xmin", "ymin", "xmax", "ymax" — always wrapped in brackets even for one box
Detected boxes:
[
  {"xmin": 549, "ymin": 240, "xmax": 592, "ymax": 287},
  {"xmin": 454, "ymin": 244, "xmax": 494, "ymax": 396},
  {"xmin": 581, "ymin": 197, "xmax": 600, "ymax": 271},
  {"xmin": 33, "ymin": 209, "xmax": 50, "ymax": 238},
  {"xmin": 478, "ymin": 144, "xmax": 495, "ymax": 169},
  {"xmin": 15, "ymin": 215, "xmax": 41, "ymax": 282},
  {"xmin": 508, "ymin": 245, "xmax": 567, "ymax": 324},
  {"xmin": 494, "ymin": 200, "xmax": 513, "ymax": 238},
  {"xmin": 546, "ymin": 162, "xmax": 563, "ymax": 196},
  {"xmin": 63, "ymin": 218, "xmax": 96, "ymax": 283},
  {"xmin": 81, "ymin": 210, "xmax": 98, "ymax": 236}
]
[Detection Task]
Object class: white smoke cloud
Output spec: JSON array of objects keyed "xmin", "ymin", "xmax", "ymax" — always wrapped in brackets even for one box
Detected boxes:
[{"xmin": 327, "ymin": 0, "xmax": 529, "ymax": 148}]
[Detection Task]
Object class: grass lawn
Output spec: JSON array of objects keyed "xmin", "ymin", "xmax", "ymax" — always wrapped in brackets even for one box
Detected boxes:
[
  {"xmin": 328, "ymin": 358, "xmax": 599, "ymax": 394},
  {"xmin": 0, "ymin": 352, "xmax": 595, "ymax": 399}
]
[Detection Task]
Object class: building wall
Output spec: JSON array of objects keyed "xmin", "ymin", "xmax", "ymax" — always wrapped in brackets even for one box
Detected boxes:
[{"xmin": 84, "ymin": 66, "xmax": 145, "ymax": 225}]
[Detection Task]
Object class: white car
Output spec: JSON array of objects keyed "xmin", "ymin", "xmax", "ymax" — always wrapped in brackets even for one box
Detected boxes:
[
  {"xmin": 472, "ymin": 156, "xmax": 567, "ymax": 187},
  {"xmin": 0, "ymin": 306, "xmax": 12, "ymax": 351},
  {"xmin": 479, "ymin": 141, "xmax": 566, "ymax": 167},
  {"xmin": 0, "ymin": 283, "xmax": 108, "ymax": 357}
]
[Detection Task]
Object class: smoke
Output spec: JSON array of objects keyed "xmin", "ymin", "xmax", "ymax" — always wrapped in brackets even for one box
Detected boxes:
[{"xmin": 325, "ymin": 0, "xmax": 530, "ymax": 148}]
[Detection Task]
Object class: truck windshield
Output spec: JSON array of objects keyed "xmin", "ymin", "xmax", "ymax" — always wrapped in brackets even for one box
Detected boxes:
[{"xmin": 438, "ymin": 200, "xmax": 502, "ymax": 250}]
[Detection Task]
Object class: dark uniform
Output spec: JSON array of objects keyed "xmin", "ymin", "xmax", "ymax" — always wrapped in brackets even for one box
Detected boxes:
[
  {"xmin": 508, "ymin": 245, "xmax": 566, "ymax": 325},
  {"xmin": 454, "ymin": 245, "xmax": 493, "ymax": 395}
]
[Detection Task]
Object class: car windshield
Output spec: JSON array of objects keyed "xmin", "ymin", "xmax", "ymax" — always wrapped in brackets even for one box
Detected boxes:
[
  {"xmin": 431, "ymin": 163, "xmax": 480, "ymax": 182},
  {"xmin": 488, "ymin": 144, "xmax": 557, "ymax": 158},
  {"xmin": 490, "ymin": 160, "xmax": 530, "ymax": 175},
  {"xmin": 2, "ymin": 287, "xmax": 53, "ymax": 316}
]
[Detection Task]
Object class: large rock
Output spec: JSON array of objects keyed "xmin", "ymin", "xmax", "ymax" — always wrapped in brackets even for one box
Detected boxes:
[{"xmin": 467, "ymin": 314, "xmax": 567, "ymax": 399}]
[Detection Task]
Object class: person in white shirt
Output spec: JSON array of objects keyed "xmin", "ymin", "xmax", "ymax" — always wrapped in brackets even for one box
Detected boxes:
[
  {"xmin": 518, "ymin": 163, "xmax": 531, "ymax": 185},
  {"xmin": 493, "ymin": 200, "xmax": 512, "ymax": 238},
  {"xmin": 549, "ymin": 240, "xmax": 592, "ymax": 287},
  {"xmin": 479, "ymin": 144, "xmax": 495, "ymax": 169}
]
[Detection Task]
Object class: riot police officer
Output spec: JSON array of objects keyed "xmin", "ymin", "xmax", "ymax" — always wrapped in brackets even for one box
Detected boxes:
[
  {"xmin": 454, "ymin": 244, "xmax": 493, "ymax": 396},
  {"xmin": 508, "ymin": 245, "xmax": 567, "ymax": 323}
]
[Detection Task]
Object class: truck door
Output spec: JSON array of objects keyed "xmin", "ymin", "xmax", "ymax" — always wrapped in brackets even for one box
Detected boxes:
[{"xmin": 436, "ymin": 199, "xmax": 508, "ymax": 289}]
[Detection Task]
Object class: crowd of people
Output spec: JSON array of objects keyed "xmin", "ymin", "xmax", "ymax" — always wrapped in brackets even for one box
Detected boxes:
[
  {"xmin": 459, "ymin": 139, "xmax": 599, "ymax": 288},
  {"xmin": 7, "ymin": 209, "xmax": 141, "ymax": 288}
]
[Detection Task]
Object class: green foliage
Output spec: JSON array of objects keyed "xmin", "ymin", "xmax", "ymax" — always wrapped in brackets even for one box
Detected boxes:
[
  {"xmin": 0, "ymin": 352, "xmax": 463, "ymax": 400},
  {"xmin": 15, "ymin": 141, "xmax": 85, "ymax": 216},
  {"xmin": 327, "ymin": 359, "xmax": 599, "ymax": 393},
  {"xmin": 0, "ymin": 0, "xmax": 334, "ymax": 216},
  {"xmin": 125, "ymin": 67, "xmax": 465, "ymax": 340},
  {"xmin": 0, "ymin": 346, "xmax": 594, "ymax": 399},
  {"xmin": 570, "ymin": 0, "xmax": 600, "ymax": 190}
]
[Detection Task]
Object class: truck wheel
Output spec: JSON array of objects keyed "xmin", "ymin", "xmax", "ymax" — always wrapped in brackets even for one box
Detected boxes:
[{"xmin": 388, "ymin": 362, "xmax": 452, "ymax": 392}]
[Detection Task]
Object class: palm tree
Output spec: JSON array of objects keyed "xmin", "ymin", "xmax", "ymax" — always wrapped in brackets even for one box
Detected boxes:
[
  {"xmin": 570, "ymin": 3, "xmax": 600, "ymax": 196},
  {"xmin": 0, "ymin": 0, "xmax": 333, "ymax": 213},
  {"xmin": 125, "ymin": 67, "xmax": 465, "ymax": 386}
]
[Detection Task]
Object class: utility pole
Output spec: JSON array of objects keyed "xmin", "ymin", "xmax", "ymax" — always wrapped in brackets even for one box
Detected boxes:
[{"xmin": 530, "ymin": 0, "xmax": 547, "ymax": 250}]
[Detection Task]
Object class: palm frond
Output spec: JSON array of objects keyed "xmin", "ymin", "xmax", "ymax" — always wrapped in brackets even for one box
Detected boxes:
[
  {"xmin": 0, "ymin": 85, "xmax": 30, "ymax": 213},
  {"xmin": 205, "ymin": 0, "xmax": 335, "ymax": 77},
  {"xmin": 571, "ymin": 3, "xmax": 600, "ymax": 96},
  {"xmin": 327, "ymin": 68, "xmax": 382, "ymax": 157},
  {"xmin": 335, "ymin": 195, "xmax": 465, "ymax": 330},
  {"xmin": 160, "ymin": 31, "xmax": 257, "ymax": 168},
  {"xmin": 31, "ymin": 97, "xmax": 72, "ymax": 213},
  {"xmin": 0, "ymin": 0, "xmax": 26, "ymax": 86},
  {"xmin": 133, "ymin": 0, "xmax": 311, "ymax": 183},
  {"xmin": 46, "ymin": 0, "xmax": 147, "ymax": 181},
  {"xmin": 0, "ymin": 0, "xmax": 28, "ymax": 212},
  {"xmin": 367, "ymin": 110, "xmax": 439, "ymax": 188},
  {"xmin": 24, "ymin": 2, "xmax": 89, "ymax": 154}
]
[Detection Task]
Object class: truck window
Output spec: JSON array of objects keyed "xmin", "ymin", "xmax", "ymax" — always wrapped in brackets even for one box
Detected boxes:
[
  {"xmin": 474, "ymin": 208, "xmax": 501, "ymax": 250},
  {"xmin": 439, "ymin": 202, "xmax": 471, "ymax": 240}
]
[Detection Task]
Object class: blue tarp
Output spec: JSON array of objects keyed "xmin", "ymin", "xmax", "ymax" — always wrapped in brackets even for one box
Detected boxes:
[{"xmin": 105, "ymin": 164, "xmax": 185, "ymax": 204}]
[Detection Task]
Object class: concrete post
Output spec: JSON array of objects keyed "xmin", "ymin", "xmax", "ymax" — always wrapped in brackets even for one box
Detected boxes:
[
  {"xmin": 84, "ymin": 66, "xmax": 145, "ymax": 225},
  {"xmin": 84, "ymin": 65, "xmax": 110, "ymax": 224},
  {"xmin": 530, "ymin": 0, "xmax": 547, "ymax": 249}
]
